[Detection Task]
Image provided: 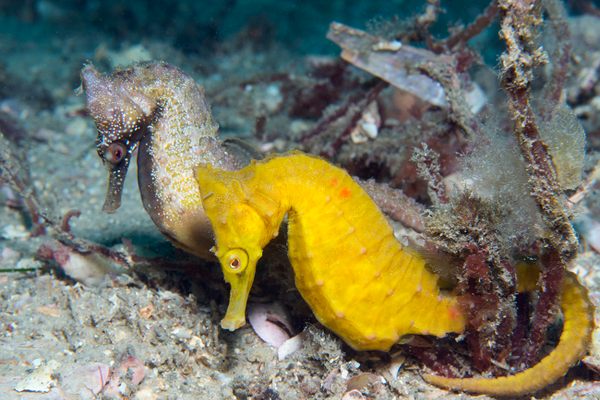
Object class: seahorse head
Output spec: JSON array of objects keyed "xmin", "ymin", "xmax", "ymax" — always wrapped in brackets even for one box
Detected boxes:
[
  {"xmin": 195, "ymin": 161, "xmax": 282, "ymax": 330},
  {"xmin": 81, "ymin": 63, "xmax": 157, "ymax": 213}
]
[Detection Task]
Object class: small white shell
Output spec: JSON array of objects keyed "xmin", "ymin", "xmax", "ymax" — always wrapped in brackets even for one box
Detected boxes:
[
  {"xmin": 372, "ymin": 40, "xmax": 403, "ymax": 51},
  {"xmin": 247, "ymin": 302, "xmax": 294, "ymax": 348},
  {"xmin": 277, "ymin": 333, "xmax": 304, "ymax": 360},
  {"xmin": 350, "ymin": 102, "xmax": 381, "ymax": 144}
]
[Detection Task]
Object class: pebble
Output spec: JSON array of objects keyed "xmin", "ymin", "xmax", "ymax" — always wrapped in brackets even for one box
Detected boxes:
[{"xmin": 14, "ymin": 359, "xmax": 61, "ymax": 393}]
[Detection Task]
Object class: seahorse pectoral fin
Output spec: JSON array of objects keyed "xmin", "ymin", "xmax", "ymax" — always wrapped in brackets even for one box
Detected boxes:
[
  {"xmin": 220, "ymin": 263, "xmax": 257, "ymax": 331},
  {"xmin": 102, "ymin": 153, "xmax": 132, "ymax": 213}
]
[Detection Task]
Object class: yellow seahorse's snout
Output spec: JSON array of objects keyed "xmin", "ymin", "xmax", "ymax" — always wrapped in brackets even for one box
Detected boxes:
[{"xmin": 216, "ymin": 247, "xmax": 261, "ymax": 331}]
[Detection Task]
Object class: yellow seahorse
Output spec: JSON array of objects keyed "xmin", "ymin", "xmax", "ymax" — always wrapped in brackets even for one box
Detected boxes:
[{"xmin": 195, "ymin": 152, "xmax": 594, "ymax": 396}]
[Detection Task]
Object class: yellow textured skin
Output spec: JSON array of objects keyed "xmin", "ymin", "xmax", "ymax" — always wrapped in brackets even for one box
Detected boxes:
[{"xmin": 195, "ymin": 152, "xmax": 594, "ymax": 396}]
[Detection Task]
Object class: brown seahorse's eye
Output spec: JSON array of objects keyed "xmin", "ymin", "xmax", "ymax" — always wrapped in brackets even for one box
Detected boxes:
[{"xmin": 105, "ymin": 142, "xmax": 127, "ymax": 164}]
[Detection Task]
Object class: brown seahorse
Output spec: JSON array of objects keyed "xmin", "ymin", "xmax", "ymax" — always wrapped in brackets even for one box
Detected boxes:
[
  {"xmin": 194, "ymin": 152, "xmax": 594, "ymax": 396},
  {"xmin": 81, "ymin": 62, "xmax": 251, "ymax": 258}
]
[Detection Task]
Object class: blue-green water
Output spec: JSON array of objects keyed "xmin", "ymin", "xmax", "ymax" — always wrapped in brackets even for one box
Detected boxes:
[{"xmin": 2, "ymin": 0, "xmax": 498, "ymax": 55}]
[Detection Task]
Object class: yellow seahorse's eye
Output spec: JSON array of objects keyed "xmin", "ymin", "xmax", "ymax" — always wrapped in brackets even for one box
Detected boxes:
[{"xmin": 223, "ymin": 248, "xmax": 249, "ymax": 274}]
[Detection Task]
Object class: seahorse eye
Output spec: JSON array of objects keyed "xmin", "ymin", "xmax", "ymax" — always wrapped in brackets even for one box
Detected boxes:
[
  {"xmin": 105, "ymin": 142, "xmax": 127, "ymax": 164},
  {"xmin": 223, "ymin": 248, "xmax": 249, "ymax": 273}
]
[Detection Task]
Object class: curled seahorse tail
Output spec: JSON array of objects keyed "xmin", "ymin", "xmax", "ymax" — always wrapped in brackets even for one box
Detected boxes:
[{"xmin": 423, "ymin": 271, "xmax": 594, "ymax": 396}]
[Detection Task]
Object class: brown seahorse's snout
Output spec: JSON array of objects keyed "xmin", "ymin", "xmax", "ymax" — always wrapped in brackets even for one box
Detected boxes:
[{"xmin": 100, "ymin": 144, "xmax": 133, "ymax": 213}]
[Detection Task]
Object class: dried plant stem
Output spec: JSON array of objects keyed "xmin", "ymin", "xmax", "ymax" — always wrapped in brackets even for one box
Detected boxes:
[
  {"xmin": 499, "ymin": 0, "xmax": 577, "ymax": 258},
  {"xmin": 437, "ymin": 0, "xmax": 499, "ymax": 51},
  {"xmin": 541, "ymin": 0, "xmax": 571, "ymax": 111},
  {"xmin": 403, "ymin": 341, "xmax": 464, "ymax": 378},
  {"xmin": 416, "ymin": 60, "xmax": 481, "ymax": 139},
  {"xmin": 524, "ymin": 249, "xmax": 564, "ymax": 361},
  {"xmin": 327, "ymin": 81, "xmax": 387, "ymax": 157},
  {"xmin": 299, "ymin": 79, "xmax": 381, "ymax": 144},
  {"xmin": 419, "ymin": 0, "xmax": 443, "ymax": 50},
  {"xmin": 568, "ymin": 159, "xmax": 600, "ymax": 206},
  {"xmin": 411, "ymin": 143, "xmax": 448, "ymax": 205},
  {"xmin": 0, "ymin": 132, "xmax": 49, "ymax": 235},
  {"xmin": 358, "ymin": 178, "xmax": 425, "ymax": 231},
  {"xmin": 300, "ymin": 80, "xmax": 387, "ymax": 157},
  {"xmin": 499, "ymin": 0, "xmax": 578, "ymax": 364}
]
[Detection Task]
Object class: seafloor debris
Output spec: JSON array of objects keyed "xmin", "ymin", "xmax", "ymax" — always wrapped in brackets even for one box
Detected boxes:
[
  {"xmin": 37, "ymin": 241, "xmax": 125, "ymax": 286},
  {"xmin": 102, "ymin": 354, "xmax": 147, "ymax": 397},
  {"xmin": 14, "ymin": 360, "xmax": 61, "ymax": 393},
  {"xmin": 327, "ymin": 22, "xmax": 486, "ymax": 113},
  {"xmin": 349, "ymin": 101, "xmax": 381, "ymax": 144},
  {"xmin": 0, "ymin": 129, "xmax": 47, "ymax": 234},
  {"xmin": 246, "ymin": 302, "xmax": 305, "ymax": 360},
  {"xmin": 59, "ymin": 363, "xmax": 112, "ymax": 398},
  {"xmin": 565, "ymin": 14, "xmax": 600, "ymax": 147},
  {"xmin": 247, "ymin": 302, "xmax": 294, "ymax": 347}
]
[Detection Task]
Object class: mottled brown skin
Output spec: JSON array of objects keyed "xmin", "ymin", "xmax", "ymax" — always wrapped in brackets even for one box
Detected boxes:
[{"xmin": 81, "ymin": 62, "xmax": 247, "ymax": 259}]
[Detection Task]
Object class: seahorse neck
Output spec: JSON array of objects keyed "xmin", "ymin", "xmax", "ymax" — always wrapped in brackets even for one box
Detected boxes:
[
  {"xmin": 133, "ymin": 65, "xmax": 227, "ymax": 259},
  {"xmin": 136, "ymin": 68, "xmax": 219, "ymax": 222},
  {"xmin": 143, "ymin": 77, "xmax": 217, "ymax": 179}
]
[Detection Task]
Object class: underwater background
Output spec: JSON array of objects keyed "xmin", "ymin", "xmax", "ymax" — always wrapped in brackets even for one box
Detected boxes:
[
  {"xmin": 0, "ymin": 0, "xmax": 599, "ymax": 399},
  {"xmin": 1, "ymin": 1, "xmax": 498, "ymax": 53}
]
